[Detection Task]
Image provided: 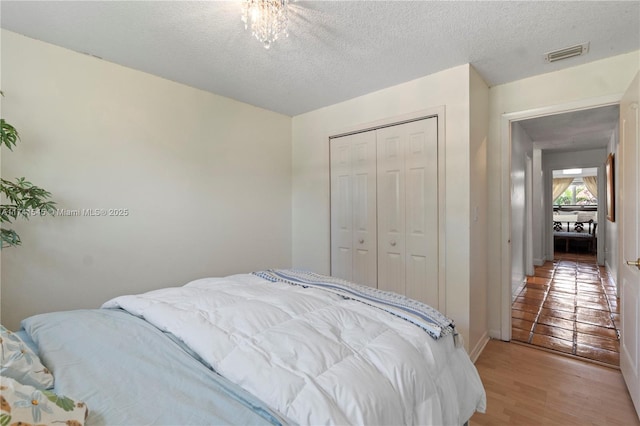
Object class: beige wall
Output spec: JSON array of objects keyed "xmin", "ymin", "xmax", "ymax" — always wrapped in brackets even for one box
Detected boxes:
[
  {"xmin": 469, "ymin": 66, "xmax": 489, "ymax": 358},
  {"xmin": 291, "ymin": 64, "xmax": 489, "ymax": 353},
  {"xmin": 1, "ymin": 30, "xmax": 292, "ymax": 330},
  {"xmin": 487, "ymin": 50, "xmax": 640, "ymax": 337},
  {"xmin": 8, "ymin": 25, "xmax": 634, "ymax": 356}
]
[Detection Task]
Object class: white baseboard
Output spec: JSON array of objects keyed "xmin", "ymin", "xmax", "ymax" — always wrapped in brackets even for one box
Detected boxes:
[
  {"xmin": 512, "ymin": 278, "xmax": 526, "ymax": 302},
  {"xmin": 604, "ymin": 260, "xmax": 618, "ymax": 297},
  {"xmin": 533, "ymin": 257, "xmax": 545, "ymax": 266},
  {"xmin": 469, "ymin": 332, "xmax": 490, "ymax": 363},
  {"xmin": 489, "ymin": 328, "xmax": 502, "ymax": 340}
]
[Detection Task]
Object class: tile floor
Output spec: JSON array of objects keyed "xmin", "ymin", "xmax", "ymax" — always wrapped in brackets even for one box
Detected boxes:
[{"xmin": 511, "ymin": 251, "xmax": 620, "ymax": 367}]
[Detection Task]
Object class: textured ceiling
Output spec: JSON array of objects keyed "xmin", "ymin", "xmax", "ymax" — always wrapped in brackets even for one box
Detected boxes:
[
  {"xmin": 1, "ymin": 1, "xmax": 639, "ymax": 116},
  {"xmin": 518, "ymin": 105, "xmax": 620, "ymax": 151}
]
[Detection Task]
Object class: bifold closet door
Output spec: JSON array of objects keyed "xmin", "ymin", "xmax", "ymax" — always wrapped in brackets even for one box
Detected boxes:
[
  {"xmin": 330, "ymin": 131, "xmax": 377, "ymax": 287},
  {"xmin": 377, "ymin": 118, "xmax": 438, "ymax": 307}
]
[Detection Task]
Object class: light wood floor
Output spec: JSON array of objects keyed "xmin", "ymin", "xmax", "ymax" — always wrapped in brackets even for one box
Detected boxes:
[{"xmin": 470, "ymin": 340, "xmax": 639, "ymax": 425}]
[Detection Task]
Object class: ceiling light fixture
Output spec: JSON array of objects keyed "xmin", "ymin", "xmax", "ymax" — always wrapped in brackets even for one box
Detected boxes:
[
  {"xmin": 241, "ymin": 0, "xmax": 289, "ymax": 49},
  {"xmin": 563, "ymin": 168, "xmax": 583, "ymax": 175}
]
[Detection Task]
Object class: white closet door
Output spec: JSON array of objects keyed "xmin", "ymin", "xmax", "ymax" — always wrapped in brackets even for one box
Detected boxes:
[
  {"xmin": 404, "ymin": 118, "xmax": 438, "ymax": 306},
  {"xmin": 376, "ymin": 127, "xmax": 406, "ymax": 295},
  {"xmin": 330, "ymin": 131, "xmax": 377, "ymax": 287},
  {"xmin": 377, "ymin": 118, "xmax": 439, "ymax": 307},
  {"xmin": 330, "ymin": 138, "xmax": 353, "ymax": 281}
]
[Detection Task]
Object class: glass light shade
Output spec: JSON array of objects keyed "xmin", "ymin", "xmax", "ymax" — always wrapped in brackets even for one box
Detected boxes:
[{"xmin": 241, "ymin": 0, "xmax": 289, "ymax": 49}]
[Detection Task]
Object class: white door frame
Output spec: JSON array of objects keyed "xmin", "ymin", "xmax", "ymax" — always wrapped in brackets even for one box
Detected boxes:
[
  {"xmin": 525, "ymin": 154, "xmax": 534, "ymax": 277},
  {"xmin": 500, "ymin": 94, "xmax": 623, "ymax": 340}
]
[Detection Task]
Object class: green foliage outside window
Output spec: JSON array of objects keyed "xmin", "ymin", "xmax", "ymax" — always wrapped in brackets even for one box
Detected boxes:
[{"xmin": 554, "ymin": 183, "xmax": 597, "ymax": 205}]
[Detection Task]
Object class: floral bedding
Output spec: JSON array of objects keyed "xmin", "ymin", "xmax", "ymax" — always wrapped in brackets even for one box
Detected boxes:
[{"xmin": 0, "ymin": 325, "xmax": 88, "ymax": 425}]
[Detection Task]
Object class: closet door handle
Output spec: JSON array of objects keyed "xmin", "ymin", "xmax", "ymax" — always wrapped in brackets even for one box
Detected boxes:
[
  {"xmin": 359, "ymin": 239, "xmax": 364, "ymax": 244},
  {"xmin": 390, "ymin": 240, "xmax": 396, "ymax": 247}
]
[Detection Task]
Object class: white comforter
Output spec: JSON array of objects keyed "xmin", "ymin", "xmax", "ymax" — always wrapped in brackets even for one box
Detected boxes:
[{"xmin": 103, "ymin": 273, "xmax": 486, "ymax": 425}]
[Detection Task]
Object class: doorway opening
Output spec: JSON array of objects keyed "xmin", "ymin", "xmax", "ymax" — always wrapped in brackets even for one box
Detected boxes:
[
  {"xmin": 505, "ymin": 104, "xmax": 621, "ymax": 366},
  {"xmin": 551, "ymin": 168, "xmax": 598, "ymax": 255}
]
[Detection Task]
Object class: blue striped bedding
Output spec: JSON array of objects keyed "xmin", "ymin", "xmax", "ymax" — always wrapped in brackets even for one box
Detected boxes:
[{"xmin": 253, "ymin": 269, "xmax": 456, "ymax": 340}]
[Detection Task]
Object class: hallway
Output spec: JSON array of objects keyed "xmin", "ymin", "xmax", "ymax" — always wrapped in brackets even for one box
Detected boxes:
[{"xmin": 511, "ymin": 252, "xmax": 620, "ymax": 367}]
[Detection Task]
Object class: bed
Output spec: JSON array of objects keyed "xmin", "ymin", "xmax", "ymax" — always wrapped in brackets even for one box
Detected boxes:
[{"xmin": 3, "ymin": 269, "xmax": 486, "ymax": 425}]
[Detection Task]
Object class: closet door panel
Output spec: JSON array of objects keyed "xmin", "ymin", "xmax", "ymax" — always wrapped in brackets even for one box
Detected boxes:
[
  {"xmin": 404, "ymin": 118, "xmax": 438, "ymax": 306},
  {"xmin": 351, "ymin": 132, "xmax": 377, "ymax": 287},
  {"xmin": 376, "ymin": 118, "xmax": 438, "ymax": 306},
  {"xmin": 377, "ymin": 131, "xmax": 406, "ymax": 294},
  {"xmin": 330, "ymin": 131, "xmax": 377, "ymax": 287},
  {"xmin": 330, "ymin": 138, "xmax": 353, "ymax": 281},
  {"xmin": 380, "ymin": 252, "xmax": 405, "ymax": 295}
]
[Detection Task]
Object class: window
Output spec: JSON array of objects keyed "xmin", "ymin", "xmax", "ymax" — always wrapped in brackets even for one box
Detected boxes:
[
  {"xmin": 554, "ymin": 179, "xmax": 597, "ymax": 205},
  {"xmin": 552, "ymin": 168, "xmax": 598, "ymax": 206}
]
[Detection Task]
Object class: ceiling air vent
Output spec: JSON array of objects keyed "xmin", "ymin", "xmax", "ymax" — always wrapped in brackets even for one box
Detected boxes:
[{"xmin": 545, "ymin": 42, "xmax": 589, "ymax": 63}]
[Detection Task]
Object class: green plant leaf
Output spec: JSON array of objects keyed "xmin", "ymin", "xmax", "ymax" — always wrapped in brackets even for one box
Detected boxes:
[
  {"xmin": 0, "ymin": 91, "xmax": 56, "ymax": 247},
  {"xmin": 0, "ymin": 413, "xmax": 11, "ymax": 426},
  {"xmin": 43, "ymin": 390, "xmax": 77, "ymax": 412},
  {"xmin": 0, "ymin": 118, "xmax": 19, "ymax": 150},
  {"xmin": 1, "ymin": 228, "xmax": 21, "ymax": 248}
]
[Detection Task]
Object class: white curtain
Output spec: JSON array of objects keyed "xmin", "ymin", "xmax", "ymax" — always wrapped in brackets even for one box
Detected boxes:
[
  {"xmin": 583, "ymin": 176, "xmax": 598, "ymax": 198},
  {"xmin": 552, "ymin": 178, "xmax": 575, "ymax": 203}
]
